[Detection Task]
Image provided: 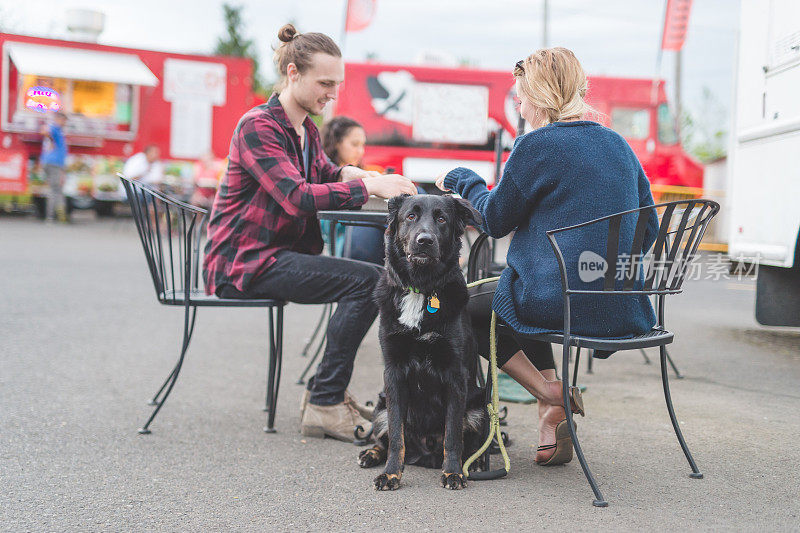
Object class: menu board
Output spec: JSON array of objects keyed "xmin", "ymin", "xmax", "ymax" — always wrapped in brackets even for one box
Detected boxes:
[
  {"xmin": 412, "ymin": 82, "xmax": 489, "ymax": 145},
  {"xmin": 163, "ymin": 59, "xmax": 226, "ymax": 158},
  {"xmin": 169, "ymin": 99, "xmax": 212, "ymax": 159}
]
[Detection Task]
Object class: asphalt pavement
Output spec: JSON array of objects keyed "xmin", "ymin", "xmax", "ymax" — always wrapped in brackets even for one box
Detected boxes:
[{"xmin": 2, "ymin": 214, "xmax": 799, "ymax": 531}]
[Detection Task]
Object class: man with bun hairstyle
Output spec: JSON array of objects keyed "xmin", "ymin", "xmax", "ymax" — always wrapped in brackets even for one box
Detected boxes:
[{"xmin": 204, "ymin": 24, "xmax": 417, "ymax": 442}]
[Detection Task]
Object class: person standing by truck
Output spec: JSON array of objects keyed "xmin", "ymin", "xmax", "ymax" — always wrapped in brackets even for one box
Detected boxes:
[{"xmin": 39, "ymin": 111, "xmax": 68, "ymax": 223}]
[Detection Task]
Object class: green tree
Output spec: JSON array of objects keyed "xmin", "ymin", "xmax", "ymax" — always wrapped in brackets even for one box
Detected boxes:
[
  {"xmin": 681, "ymin": 86, "xmax": 728, "ymax": 163},
  {"xmin": 214, "ymin": 4, "xmax": 271, "ymax": 97}
]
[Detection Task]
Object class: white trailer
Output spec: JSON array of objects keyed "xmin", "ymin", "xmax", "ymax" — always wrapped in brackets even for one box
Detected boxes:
[{"xmin": 728, "ymin": 0, "xmax": 800, "ymax": 326}]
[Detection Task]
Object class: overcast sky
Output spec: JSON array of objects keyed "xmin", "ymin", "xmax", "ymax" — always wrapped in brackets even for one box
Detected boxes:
[{"xmin": 0, "ymin": 0, "xmax": 740, "ymax": 124}]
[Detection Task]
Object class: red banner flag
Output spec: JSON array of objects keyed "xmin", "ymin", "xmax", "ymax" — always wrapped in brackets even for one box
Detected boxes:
[
  {"xmin": 661, "ymin": 0, "xmax": 693, "ymax": 51},
  {"xmin": 345, "ymin": 0, "xmax": 377, "ymax": 33}
]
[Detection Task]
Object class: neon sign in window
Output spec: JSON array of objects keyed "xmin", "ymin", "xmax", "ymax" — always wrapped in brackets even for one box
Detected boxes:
[{"xmin": 25, "ymin": 86, "xmax": 61, "ymax": 113}]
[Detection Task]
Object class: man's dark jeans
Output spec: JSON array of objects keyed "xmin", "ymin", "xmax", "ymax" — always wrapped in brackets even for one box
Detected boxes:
[{"xmin": 219, "ymin": 250, "xmax": 382, "ymax": 406}]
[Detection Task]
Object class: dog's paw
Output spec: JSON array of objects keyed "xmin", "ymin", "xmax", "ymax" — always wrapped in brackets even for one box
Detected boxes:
[
  {"xmin": 440, "ymin": 472, "xmax": 467, "ymax": 490},
  {"xmin": 374, "ymin": 473, "xmax": 401, "ymax": 491},
  {"xmin": 358, "ymin": 447, "xmax": 384, "ymax": 468}
]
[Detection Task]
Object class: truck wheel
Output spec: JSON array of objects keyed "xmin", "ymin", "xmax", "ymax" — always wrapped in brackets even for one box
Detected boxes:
[
  {"xmin": 756, "ymin": 260, "xmax": 800, "ymax": 328},
  {"xmin": 755, "ymin": 231, "xmax": 800, "ymax": 327}
]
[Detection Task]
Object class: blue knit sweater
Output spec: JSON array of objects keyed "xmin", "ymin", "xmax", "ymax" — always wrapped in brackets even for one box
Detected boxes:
[{"xmin": 444, "ymin": 121, "xmax": 658, "ymax": 338}]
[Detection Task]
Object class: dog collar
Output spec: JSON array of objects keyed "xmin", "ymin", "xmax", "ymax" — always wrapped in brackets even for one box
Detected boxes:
[{"xmin": 407, "ymin": 287, "xmax": 440, "ymax": 314}]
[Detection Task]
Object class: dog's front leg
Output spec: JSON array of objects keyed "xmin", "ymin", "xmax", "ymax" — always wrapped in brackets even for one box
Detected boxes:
[
  {"xmin": 441, "ymin": 375, "xmax": 468, "ymax": 490},
  {"xmin": 374, "ymin": 365, "xmax": 407, "ymax": 491}
]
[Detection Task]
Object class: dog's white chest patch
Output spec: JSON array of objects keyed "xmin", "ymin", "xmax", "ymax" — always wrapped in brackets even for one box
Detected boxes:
[{"xmin": 398, "ymin": 291, "xmax": 426, "ymax": 329}]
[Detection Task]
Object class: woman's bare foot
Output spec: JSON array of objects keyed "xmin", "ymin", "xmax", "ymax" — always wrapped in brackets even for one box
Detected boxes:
[
  {"xmin": 536, "ymin": 403, "xmax": 568, "ymax": 463},
  {"xmin": 540, "ymin": 380, "xmax": 584, "ymax": 416},
  {"xmin": 540, "ymin": 379, "xmax": 565, "ymax": 406}
]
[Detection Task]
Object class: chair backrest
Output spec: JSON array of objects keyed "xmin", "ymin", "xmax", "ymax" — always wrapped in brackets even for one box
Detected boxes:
[
  {"xmin": 119, "ymin": 174, "xmax": 208, "ymax": 304},
  {"xmin": 467, "ymin": 232, "xmax": 492, "ymax": 283},
  {"xmin": 546, "ymin": 199, "xmax": 720, "ymax": 297}
]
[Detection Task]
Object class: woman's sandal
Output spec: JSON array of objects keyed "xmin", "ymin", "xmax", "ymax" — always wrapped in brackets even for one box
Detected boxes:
[
  {"xmin": 535, "ymin": 386, "xmax": 585, "ymax": 466},
  {"xmin": 569, "ymin": 385, "xmax": 585, "ymax": 417},
  {"xmin": 536, "ymin": 419, "xmax": 575, "ymax": 466}
]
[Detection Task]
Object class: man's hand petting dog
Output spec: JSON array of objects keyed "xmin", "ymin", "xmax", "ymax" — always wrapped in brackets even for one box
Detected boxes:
[
  {"xmin": 363, "ymin": 174, "xmax": 418, "ymax": 198},
  {"xmin": 360, "ymin": 194, "xmax": 485, "ymax": 491}
]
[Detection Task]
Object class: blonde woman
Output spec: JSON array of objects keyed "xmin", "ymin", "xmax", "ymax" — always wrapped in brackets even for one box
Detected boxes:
[{"xmin": 436, "ymin": 48, "xmax": 658, "ymax": 465}]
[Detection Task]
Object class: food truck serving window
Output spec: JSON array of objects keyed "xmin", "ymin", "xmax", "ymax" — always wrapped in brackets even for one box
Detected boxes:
[{"xmin": 2, "ymin": 42, "xmax": 158, "ymax": 140}]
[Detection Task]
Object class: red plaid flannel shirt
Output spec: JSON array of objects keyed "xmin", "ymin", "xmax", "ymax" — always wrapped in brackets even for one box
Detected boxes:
[{"xmin": 203, "ymin": 94, "xmax": 368, "ymax": 295}]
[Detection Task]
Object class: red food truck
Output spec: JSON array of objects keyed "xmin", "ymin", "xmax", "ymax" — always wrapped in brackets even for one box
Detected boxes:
[
  {"xmin": 333, "ymin": 62, "xmax": 703, "ymax": 189},
  {"xmin": 0, "ymin": 32, "xmax": 258, "ymax": 215}
]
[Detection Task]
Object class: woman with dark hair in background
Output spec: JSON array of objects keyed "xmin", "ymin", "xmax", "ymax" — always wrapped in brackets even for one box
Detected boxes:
[{"xmin": 321, "ymin": 116, "xmax": 386, "ymax": 265}]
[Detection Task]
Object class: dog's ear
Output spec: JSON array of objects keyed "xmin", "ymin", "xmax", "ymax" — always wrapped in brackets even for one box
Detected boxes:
[
  {"xmin": 386, "ymin": 194, "xmax": 411, "ymax": 235},
  {"xmin": 452, "ymin": 196, "xmax": 482, "ymax": 231}
]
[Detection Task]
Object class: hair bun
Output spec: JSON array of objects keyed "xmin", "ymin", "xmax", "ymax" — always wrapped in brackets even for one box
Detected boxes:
[{"xmin": 278, "ymin": 23, "xmax": 298, "ymax": 43}]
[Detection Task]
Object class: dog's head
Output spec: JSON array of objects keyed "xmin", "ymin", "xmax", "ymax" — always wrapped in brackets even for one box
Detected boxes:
[{"xmin": 386, "ymin": 194, "xmax": 482, "ymax": 271}]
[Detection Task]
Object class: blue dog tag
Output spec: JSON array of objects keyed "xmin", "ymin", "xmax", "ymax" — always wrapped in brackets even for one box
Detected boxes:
[{"xmin": 426, "ymin": 295, "xmax": 440, "ymax": 314}]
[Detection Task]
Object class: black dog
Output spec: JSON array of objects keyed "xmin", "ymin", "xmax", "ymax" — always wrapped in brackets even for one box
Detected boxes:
[{"xmin": 358, "ymin": 194, "xmax": 486, "ymax": 491}]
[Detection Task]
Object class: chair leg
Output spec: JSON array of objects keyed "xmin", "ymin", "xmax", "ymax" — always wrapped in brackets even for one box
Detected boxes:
[
  {"xmin": 147, "ymin": 363, "xmax": 178, "ymax": 406},
  {"xmin": 562, "ymin": 342, "xmax": 608, "ymax": 507},
  {"xmin": 138, "ymin": 305, "xmax": 197, "ymax": 434},
  {"xmin": 664, "ymin": 347, "xmax": 684, "ymax": 379},
  {"xmin": 264, "ymin": 307, "xmax": 277, "ymax": 414},
  {"xmin": 146, "ymin": 308, "xmax": 198, "ymax": 406},
  {"xmin": 572, "ymin": 347, "xmax": 581, "ymax": 387},
  {"xmin": 586, "ymin": 349, "xmax": 594, "ymax": 374},
  {"xmin": 299, "ymin": 304, "xmax": 330, "ymax": 358},
  {"xmin": 643, "ymin": 348, "xmax": 683, "ymax": 379},
  {"xmin": 476, "ymin": 355, "xmax": 486, "ymax": 389},
  {"xmin": 264, "ymin": 306, "xmax": 284, "ymax": 433},
  {"xmin": 296, "ymin": 305, "xmax": 331, "ymax": 385},
  {"xmin": 296, "ymin": 340, "xmax": 324, "ymax": 385},
  {"xmin": 660, "ymin": 345, "xmax": 702, "ymax": 478}
]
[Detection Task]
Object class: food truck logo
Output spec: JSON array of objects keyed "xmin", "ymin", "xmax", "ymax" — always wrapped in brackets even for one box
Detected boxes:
[
  {"xmin": 25, "ymin": 86, "xmax": 61, "ymax": 113},
  {"xmin": 367, "ymin": 70, "xmax": 415, "ymax": 125}
]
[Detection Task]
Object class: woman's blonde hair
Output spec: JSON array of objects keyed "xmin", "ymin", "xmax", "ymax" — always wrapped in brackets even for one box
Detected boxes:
[{"xmin": 513, "ymin": 47, "xmax": 593, "ymax": 125}]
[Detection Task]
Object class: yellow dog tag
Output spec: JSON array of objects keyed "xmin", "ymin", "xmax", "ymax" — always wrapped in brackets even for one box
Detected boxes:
[{"xmin": 427, "ymin": 295, "xmax": 440, "ymax": 313}]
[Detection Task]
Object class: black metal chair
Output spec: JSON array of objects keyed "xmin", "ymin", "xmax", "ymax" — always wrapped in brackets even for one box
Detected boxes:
[
  {"xmin": 504, "ymin": 199, "xmax": 719, "ymax": 506},
  {"xmin": 119, "ymin": 175, "xmax": 287, "ymax": 435},
  {"xmin": 469, "ymin": 221, "xmax": 685, "ymax": 380}
]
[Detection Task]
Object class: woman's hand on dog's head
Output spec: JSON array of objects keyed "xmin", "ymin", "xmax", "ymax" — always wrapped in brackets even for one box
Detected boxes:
[
  {"xmin": 364, "ymin": 174, "xmax": 418, "ymax": 199},
  {"xmin": 435, "ymin": 172, "xmax": 451, "ymax": 192}
]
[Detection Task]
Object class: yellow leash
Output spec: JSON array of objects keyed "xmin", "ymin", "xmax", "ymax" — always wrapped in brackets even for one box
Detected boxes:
[{"xmin": 462, "ymin": 276, "xmax": 510, "ymax": 479}]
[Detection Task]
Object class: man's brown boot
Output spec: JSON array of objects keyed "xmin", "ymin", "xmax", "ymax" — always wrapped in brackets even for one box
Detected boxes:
[
  {"xmin": 300, "ymin": 388, "xmax": 373, "ymax": 420},
  {"xmin": 344, "ymin": 390, "xmax": 374, "ymax": 420},
  {"xmin": 300, "ymin": 400, "xmax": 371, "ymax": 442}
]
